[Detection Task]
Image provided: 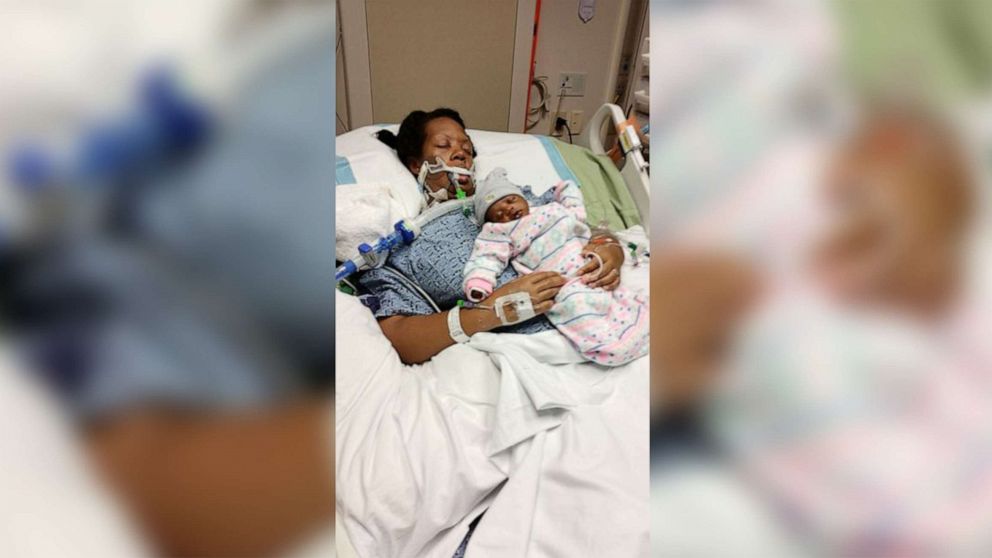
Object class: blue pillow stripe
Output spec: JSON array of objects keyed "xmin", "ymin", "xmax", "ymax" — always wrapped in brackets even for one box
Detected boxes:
[
  {"xmin": 336, "ymin": 155, "xmax": 356, "ymax": 185},
  {"xmin": 536, "ymin": 136, "xmax": 579, "ymax": 186}
]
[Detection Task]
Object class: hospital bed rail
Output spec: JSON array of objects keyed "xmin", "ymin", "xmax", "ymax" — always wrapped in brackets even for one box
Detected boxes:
[{"xmin": 577, "ymin": 103, "xmax": 650, "ymax": 233}]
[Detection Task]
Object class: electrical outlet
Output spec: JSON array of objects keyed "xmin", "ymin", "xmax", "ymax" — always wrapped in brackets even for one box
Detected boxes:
[
  {"xmin": 557, "ymin": 72, "xmax": 587, "ymax": 97},
  {"xmin": 568, "ymin": 110, "xmax": 584, "ymax": 133}
]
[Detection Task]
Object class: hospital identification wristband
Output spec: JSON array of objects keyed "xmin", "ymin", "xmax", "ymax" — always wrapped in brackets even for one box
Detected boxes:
[
  {"xmin": 447, "ymin": 305, "xmax": 472, "ymax": 344},
  {"xmin": 589, "ymin": 235, "xmax": 620, "ymax": 245},
  {"xmin": 589, "ymin": 236, "xmax": 623, "ymax": 257}
]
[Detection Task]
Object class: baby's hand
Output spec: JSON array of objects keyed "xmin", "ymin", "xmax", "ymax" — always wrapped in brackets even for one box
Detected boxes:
[
  {"xmin": 553, "ymin": 181, "xmax": 569, "ymax": 201},
  {"xmin": 465, "ymin": 278, "xmax": 494, "ymax": 302}
]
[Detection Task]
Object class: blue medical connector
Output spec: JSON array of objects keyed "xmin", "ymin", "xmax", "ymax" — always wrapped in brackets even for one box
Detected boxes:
[
  {"xmin": 336, "ymin": 260, "xmax": 358, "ymax": 281},
  {"xmin": 334, "ymin": 198, "xmax": 472, "ymax": 284},
  {"xmin": 335, "ymin": 220, "xmax": 417, "ymax": 282},
  {"xmin": 8, "ymin": 143, "xmax": 54, "ymax": 191},
  {"xmin": 7, "ymin": 65, "xmax": 212, "ymax": 194}
]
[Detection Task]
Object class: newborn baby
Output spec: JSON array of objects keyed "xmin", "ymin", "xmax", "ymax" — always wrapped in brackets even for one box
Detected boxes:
[{"xmin": 463, "ymin": 169, "xmax": 648, "ymax": 366}]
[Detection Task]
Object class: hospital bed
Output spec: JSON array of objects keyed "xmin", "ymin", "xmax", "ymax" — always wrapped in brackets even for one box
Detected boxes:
[{"xmin": 334, "ymin": 105, "xmax": 651, "ymax": 557}]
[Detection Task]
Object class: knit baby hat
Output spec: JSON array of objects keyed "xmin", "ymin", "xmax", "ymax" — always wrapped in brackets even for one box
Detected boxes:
[{"xmin": 473, "ymin": 168, "xmax": 523, "ymax": 225}]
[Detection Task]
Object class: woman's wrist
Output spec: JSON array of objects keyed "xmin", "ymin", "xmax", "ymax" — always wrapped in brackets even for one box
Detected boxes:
[
  {"xmin": 596, "ymin": 242, "xmax": 625, "ymax": 259},
  {"xmin": 458, "ymin": 307, "xmax": 500, "ymax": 335},
  {"xmin": 588, "ymin": 232, "xmax": 620, "ymax": 245}
]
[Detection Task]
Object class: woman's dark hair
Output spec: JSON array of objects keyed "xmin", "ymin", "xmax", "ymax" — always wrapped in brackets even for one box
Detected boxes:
[{"xmin": 376, "ymin": 108, "xmax": 476, "ymax": 169}]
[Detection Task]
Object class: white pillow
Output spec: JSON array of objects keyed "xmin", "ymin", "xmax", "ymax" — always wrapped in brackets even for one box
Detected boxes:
[
  {"xmin": 334, "ymin": 182, "xmax": 405, "ymax": 260},
  {"xmin": 335, "ymin": 125, "xmax": 577, "ymax": 215},
  {"xmin": 464, "ymin": 129, "xmax": 574, "ymax": 197},
  {"xmin": 335, "ymin": 126, "xmax": 423, "ymax": 217}
]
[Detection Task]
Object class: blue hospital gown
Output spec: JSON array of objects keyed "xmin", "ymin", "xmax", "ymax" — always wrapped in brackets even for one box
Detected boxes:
[{"xmin": 358, "ymin": 186, "xmax": 556, "ymax": 335}]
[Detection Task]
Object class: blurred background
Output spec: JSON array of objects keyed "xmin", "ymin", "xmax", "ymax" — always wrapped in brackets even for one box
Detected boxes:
[
  {"xmin": 651, "ymin": 0, "xmax": 992, "ymax": 556},
  {"xmin": 0, "ymin": 0, "xmax": 334, "ymax": 556}
]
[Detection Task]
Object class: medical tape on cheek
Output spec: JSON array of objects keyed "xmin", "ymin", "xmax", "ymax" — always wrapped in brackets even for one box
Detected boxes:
[
  {"xmin": 445, "ymin": 163, "xmax": 475, "ymax": 191},
  {"xmin": 420, "ymin": 157, "xmax": 476, "ymax": 192},
  {"xmin": 443, "ymin": 162, "xmax": 474, "ymax": 178},
  {"xmin": 417, "ymin": 161, "xmax": 431, "ymax": 188},
  {"xmin": 417, "ymin": 157, "xmax": 445, "ymax": 191}
]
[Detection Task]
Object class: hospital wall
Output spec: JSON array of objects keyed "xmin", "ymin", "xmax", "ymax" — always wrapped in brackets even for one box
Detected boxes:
[
  {"xmin": 335, "ymin": 0, "xmax": 638, "ymax": 134},
  {"xmin": 526, "ymin": 0, "xmax": 632, "ymax": 135},
  {"xmin": 364, "ymin": 0, "xmax": 518, "ymax": 131},
  {"xmin": 336, "ymin": 1, "xmax": 349, "ymax": 134}
]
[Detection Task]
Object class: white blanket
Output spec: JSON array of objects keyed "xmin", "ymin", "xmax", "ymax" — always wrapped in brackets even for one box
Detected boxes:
[
  {"xmin": 335, "ymin": 228, "xmax": 649, "ymax": 558},
  {"xmin": 462, "ymin": 333, "xmax": 650, "ymax": 558},
  {"xmin": 334, "ymin": 182, "xmax": 406, "ymax": 261}
]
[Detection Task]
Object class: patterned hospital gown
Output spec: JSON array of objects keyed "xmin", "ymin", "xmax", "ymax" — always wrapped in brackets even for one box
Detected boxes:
[{"xmin": 464, "ymin": 181, "xmax": 648, "ymax": 366}]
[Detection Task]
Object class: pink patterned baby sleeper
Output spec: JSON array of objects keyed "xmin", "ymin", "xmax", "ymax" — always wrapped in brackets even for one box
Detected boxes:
[{"xmin": 463, "ymin": 181, "xmax": 648, "ymax": 366}]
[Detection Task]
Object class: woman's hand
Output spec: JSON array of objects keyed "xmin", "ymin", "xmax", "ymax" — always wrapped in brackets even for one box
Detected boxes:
[
  {"xmin": 482, "ymin": 271, "xmax": 566, "ymax": 324},
  {"xmin": 378, "ymin": 273, "xmax": 563, "ymax": 365},
  {"xmin": 579, "ymin": 237, "xmax": 624, "ymax": 290}
]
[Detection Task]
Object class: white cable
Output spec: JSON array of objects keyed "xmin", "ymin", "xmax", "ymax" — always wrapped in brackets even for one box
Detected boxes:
[
  {"xmin": 528, "ymin": 77, "xmax": 549, "ymax": 115},
  {"xmin": 582, "ymin": 250, "xmax": 606, "ymax": 282},
  {"xmin": 525, "ymin": 76, "xmax": 550, "ymax": 131}
]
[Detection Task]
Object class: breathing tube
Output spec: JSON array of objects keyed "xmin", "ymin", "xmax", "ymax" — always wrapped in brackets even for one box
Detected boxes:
[
  {"xmin": 334, "ymin": 197, "xmax": 472, "ymax": 282},
  {"xmin": 334, "ymin": 156, "xmax": 477, "ymax": 282},
  {"xmin": 417, "ymin": 157, "xmax": 474, "ymax": 206}
]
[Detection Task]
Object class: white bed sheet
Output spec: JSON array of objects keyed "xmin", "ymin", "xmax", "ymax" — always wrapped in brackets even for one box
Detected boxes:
[{"xmin": 336, "ymin": 227, "xmax": 650, "ymax": 558}]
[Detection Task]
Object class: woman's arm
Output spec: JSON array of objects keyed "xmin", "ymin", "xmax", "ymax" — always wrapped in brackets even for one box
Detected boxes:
[
  {"xmin": 379, "ymin": 309, "xmax": 497, "ymax": 365},
  {"xmin": 379, "ymin": 271, "xmax": 566, "ymax": 365}
]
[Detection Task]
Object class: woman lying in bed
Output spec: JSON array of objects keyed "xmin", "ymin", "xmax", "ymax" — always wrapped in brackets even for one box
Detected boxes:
[{"xmin": 359, "ymin": 107, "xmax": 626, "ymax": 364}]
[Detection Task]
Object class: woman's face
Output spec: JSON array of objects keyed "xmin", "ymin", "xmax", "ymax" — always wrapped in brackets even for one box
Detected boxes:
[{"xmin": 410, "ymin": 117, "xmax": 476, "ymax": 197}]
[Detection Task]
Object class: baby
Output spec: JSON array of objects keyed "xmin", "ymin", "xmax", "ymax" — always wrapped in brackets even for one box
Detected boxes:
[{"xmin": 463, "ymin": 169, "xmax": 648, "ymax": 366}]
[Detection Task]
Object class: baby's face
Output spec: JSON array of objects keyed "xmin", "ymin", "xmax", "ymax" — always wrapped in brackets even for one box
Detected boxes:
[{"xmin": 485, "ymin": 194, "xmax": 530, "ymax": 223}]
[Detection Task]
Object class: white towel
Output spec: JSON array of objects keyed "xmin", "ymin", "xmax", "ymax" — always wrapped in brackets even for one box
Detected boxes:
[{"xmin": 334, "ymin": 182, "xmax": 406, "ymax": 261}]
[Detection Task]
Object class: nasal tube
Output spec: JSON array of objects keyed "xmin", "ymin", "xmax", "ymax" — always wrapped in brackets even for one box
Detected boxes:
[{"xmin": 334, "ymin": 198, "xmax": 471, "ymax": 282}]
